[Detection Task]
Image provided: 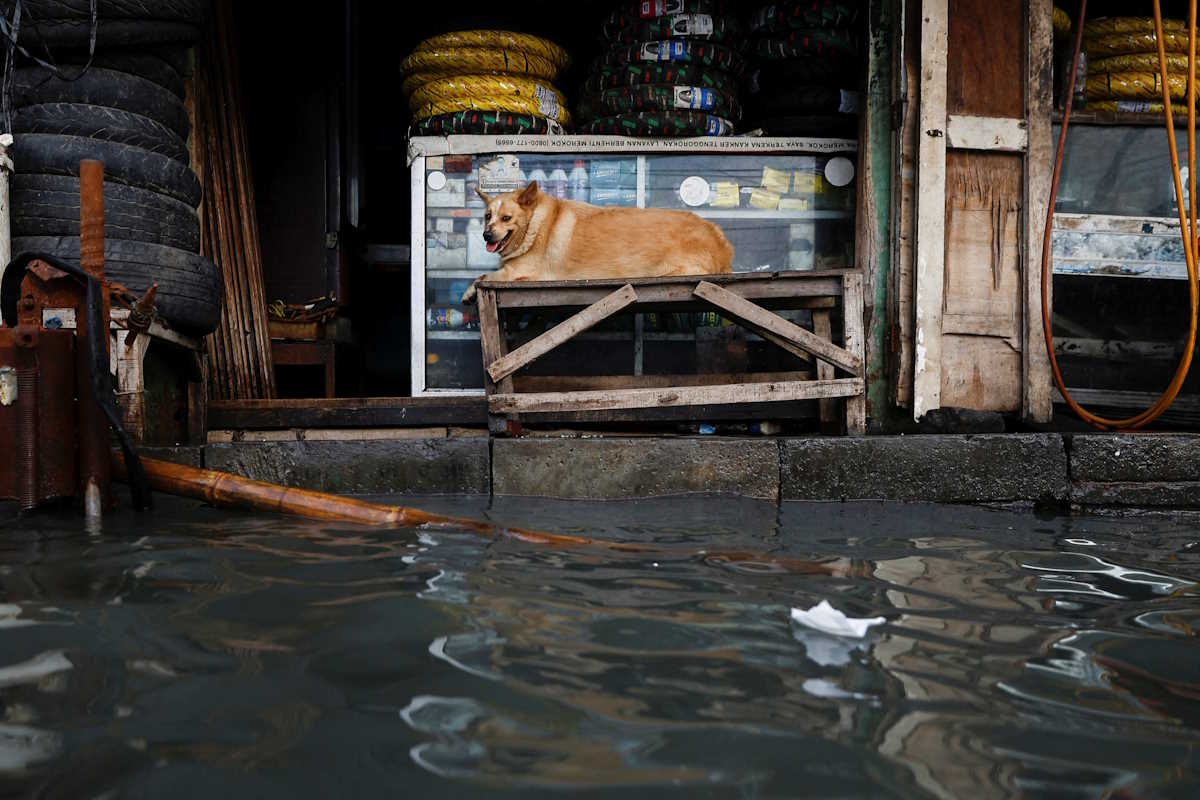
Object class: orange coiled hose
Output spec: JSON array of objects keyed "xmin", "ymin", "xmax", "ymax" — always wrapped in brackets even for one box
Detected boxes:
[{"xmin": 1042, "ymin": 0, "xmax": 1200, "ymax": 429}]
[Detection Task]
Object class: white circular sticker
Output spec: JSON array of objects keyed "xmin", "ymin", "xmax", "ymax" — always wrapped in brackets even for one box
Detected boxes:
[
  {"xmin": 679, "ymin": 175, "xmax": 711, "ymax": 207},
  {"xmin": 427, "ymin": 171, "xmax": 447, "ymax": 191},
  {"xmin": 824, "ymin": 157, "xmax": 855, "ymax": 187}
]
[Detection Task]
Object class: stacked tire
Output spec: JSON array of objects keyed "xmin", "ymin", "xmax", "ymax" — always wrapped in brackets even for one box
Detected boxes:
[
  {"xmin": 1083, "ymin": 16, "xmax": 1194, "ymax": 115},
  {"xmin": 743, "ymin": 0, "xmax": 862, "ymax": 138},
  {"xmin": 8, "ymin": 0, "xmax": 220, "ymax": 335},
  {"xmin": 401, "ymin": 31, "xmax": 572, "ymax": 136},
  {"xmin": 578, "ymin": 1, "xmax": 746, "ymax": 137}
]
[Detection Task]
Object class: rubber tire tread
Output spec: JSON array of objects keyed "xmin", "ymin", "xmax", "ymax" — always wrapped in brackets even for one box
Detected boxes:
[
  {"xmin": 13, "ymin": 103, "xmax": 189, "ymax": 164},
  {"xmin": 14, "ymin": 66, "xmax": 190, "ymax": 138},
  {"xmin": 12, "ymin": 235, "xmax": 221, "ymax": 335},
  {"xmin": 11, "ymin": 173, "xmax": 201, "ymax": 252},
  {"xmin": 13, "ymin": 133, "xmax": 201, "ymax": 207}
]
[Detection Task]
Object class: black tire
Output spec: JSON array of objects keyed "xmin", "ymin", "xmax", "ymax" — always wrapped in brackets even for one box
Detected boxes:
[
  {"xmin": 13, "ymin": 103, "xmax": 189, "ymax": 164},
  {"xmin": 12, "ymin": 174, "xmax": 201, "ymax": 252},
  {"xmin": 15, "ymin": 66, "xmax": 190, "ymax": 139},
  {"xmin": 19, "ymin": 0, "xmax": 206, "ymax": 22},
  {"xmin": 13, "ymin": 133, "xmax": 202, "ymax": 207},
  {"xmin": 44, "ymin": 49, "xmax": 187, "ymax": 97},
  {"xmin": 12, "ymin": 236, "xmax": 221, "ymax": 335},
  {"xmin": 12, "ymin": 18, "xmax": 200, "ymax": 48}
]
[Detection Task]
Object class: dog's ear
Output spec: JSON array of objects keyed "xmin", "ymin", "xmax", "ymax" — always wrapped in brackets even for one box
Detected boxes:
[
  {"xmin": 475, "ymin": 186, "xmax": 492, "ymax": 205},
  {"xmin": 516, "ymin": 181, "xmax": 539, "ymax": 207}
]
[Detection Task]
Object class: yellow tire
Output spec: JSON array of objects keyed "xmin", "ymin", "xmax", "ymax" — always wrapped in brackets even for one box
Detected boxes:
[
  {"xmin": 400, "ymin": 47, "xmax": 561, "ymax": 83},
  {"xmin": 411, "ymin": 30, "xmax": 569, "ymax": 70},
  {"xmin": 410, "ymin": 75, "xmax": 567, "ymax": 122},
  {"xmin": 1086, "ymin": 30, "xmax": 1195, "ymax": 57},
  {"xmin": 1086, "ymin": 71, "xmax": 1198, "ymax": 101},
  {"xmin": 1090, "ymin": 52, "xmax": 1194, "ymax": 73},
  {"xmin": 1053, "ymin": 7, "xmax": 1071, "ymax": 40},
  {"xmin": 1087, "ymin": 99, "xmax": 1192, "ymax": 114},
  {"xmin": 1082, "ymin": 16, "xmax": 1189, "ymax": 38},
  {"xmin": 411, "ymin": 94, "xmax": 572, "ymax": 125}
]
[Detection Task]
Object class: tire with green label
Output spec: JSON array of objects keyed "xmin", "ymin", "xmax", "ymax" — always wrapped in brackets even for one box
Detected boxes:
[
  {"xmin": 604, "ymin": 0, "xmax": 729, "ymax": 33},
  {"xmin": 411, "ymin": 111, "xmax": 564, "ymax": 136},
  {"xmin": 580, "ymin": 110, "xmax": 735, "ymax": 137},
  {"xmin": 604, "ymin": 14, "xmax": 743, "ymax": 45},
  {"xmin": 748, "ymin": 1, "xmax": 861, "ymax": 33},
  {"xmin": 599, "ymin": 39, "xmax": 746, "ymax": 75},
  {"xmin": 578, "ymin": 84, "xmax": 741, "ymax": 122},
  {"xmin": 754, "ymin": 29, "xmax": 858, "ymax": 59},
  {"xmin": 583, "ymin": 62, "xmax": 739, "ymax": 94}
]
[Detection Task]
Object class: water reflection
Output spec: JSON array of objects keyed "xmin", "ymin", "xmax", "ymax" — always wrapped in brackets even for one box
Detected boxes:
[{"xmin": 1, "ymin": 498, "xmax": 1199, "ymax": 798}]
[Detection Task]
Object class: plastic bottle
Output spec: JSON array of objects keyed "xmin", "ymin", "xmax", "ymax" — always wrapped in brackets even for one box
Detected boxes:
[
  {"xmin": 547, "ymin": 166, "xmax": 569, "ymax": 199},
  {"xmin": 527, "ymin": 167, "xmax": 548, "ymax": 192},
  {"xmin": 568, "ymin": 159, "xmax": 589, "ymax": 202}
]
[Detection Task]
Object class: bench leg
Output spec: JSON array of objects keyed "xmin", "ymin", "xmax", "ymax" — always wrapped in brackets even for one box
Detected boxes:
[{"xmin": 477, "ymin": 287, "xmax": 516, "ymax": 435}]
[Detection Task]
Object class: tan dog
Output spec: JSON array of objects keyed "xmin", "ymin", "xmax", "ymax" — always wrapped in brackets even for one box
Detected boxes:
[{"xmin": 461, "ymin": 181, "xmax": 733, "ymax": 303}]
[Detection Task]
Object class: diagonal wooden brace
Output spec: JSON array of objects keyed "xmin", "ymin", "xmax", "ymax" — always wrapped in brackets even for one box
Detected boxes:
[
  {"xmin": 486, "ymin": 283, "xmax": 638, "ymax": 383},
  {"xmin": 693, "ymin": 280, "xmax": 862, "ymax": 376}
]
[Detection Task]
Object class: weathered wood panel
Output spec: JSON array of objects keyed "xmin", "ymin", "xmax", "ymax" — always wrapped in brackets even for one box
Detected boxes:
[
  {"xmin": 1025, "ymin": 0, "xmax": 1055, "ymax": 422},
  {"xmin": 940, "ymin": 151, "xmax": 1024, "ymax": 412},
  {"xmin": 947, "ymin": 0, "xmax": 1024, "ymax": 118}
]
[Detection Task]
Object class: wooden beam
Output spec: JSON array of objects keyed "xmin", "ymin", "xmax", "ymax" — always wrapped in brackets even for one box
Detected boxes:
[
  {"xmin": 486, "ymin": 284, "xmax": 637, "ymax": 382},
  {"xmin": 913, "ymin": 0, "xmax": 949, "ymax": 420},
  {"xmin": 485, "ymin": 273, "xmax": 844, "ymax": 310},
  {"xmin": 946, "ymin": 114, "xmax": 1028, "ymax": 152},
  {"xmin": 207, "ymin": 396, "xmax": 487, "ymax": 429},
  {"xmin": 513, "ymin": 372, "xmax": 812, "ymax": 392},
  {"xmin": 489, "ymin": 378, "xmax": 865, "ymax": 414},
  {"xmin": 811, "ymin": 310, "xmax": 838, "ymax": 429},
  {"xmin": 693, "ymin": 281, "xmax": 862, "ymax": 375},
  {"xmin": 477, "ymin": 286, "xmax": 515, "ymax": 434},
  {"xmin": 1023, "ymin": 0, "xmax": 1054, "ymax": 423},
  {"xmin": 842, "ymin": 271, "xmax": 867, "ymax": 434}
]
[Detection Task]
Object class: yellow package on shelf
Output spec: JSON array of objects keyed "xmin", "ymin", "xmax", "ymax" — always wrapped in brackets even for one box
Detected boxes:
[
  {"xmin": 779, "ymin": 197, "xmax": 812, "ymax": 212},
  {"xmin": 761, "ymin": 166, "xmax": 791, "ymax": 194},
  {"xmin": 792, "ymin": 171, "xmax": 827, "ymax": 195},
  {"xmin": 709, "ymin": 181, "xmax": 740, "ymax": 208},
  {"xmin": 749, "ymin": 188, "xmax": 781, "ymax": 210}
]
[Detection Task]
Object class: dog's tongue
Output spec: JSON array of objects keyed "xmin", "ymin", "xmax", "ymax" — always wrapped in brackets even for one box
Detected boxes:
[{"xmin": 486, "ymin": 240, "xmax": 500, "ymax": 253}]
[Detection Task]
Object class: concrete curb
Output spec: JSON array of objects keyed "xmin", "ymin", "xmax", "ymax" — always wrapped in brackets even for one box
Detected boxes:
[{"xmin": 122, "ymin": 431, "xmax": 1200, "ymax": 510}]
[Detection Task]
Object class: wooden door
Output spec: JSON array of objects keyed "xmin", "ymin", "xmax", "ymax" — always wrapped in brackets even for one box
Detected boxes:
[{"xmin": 907, "ymin": 0, "xmax": 1053, "ymax": 421}]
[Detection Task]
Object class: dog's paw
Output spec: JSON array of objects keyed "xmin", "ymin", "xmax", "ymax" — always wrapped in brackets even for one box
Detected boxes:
[{"xmin": 460, "ymin": 282, "xmax": 478, "ymax": 305}]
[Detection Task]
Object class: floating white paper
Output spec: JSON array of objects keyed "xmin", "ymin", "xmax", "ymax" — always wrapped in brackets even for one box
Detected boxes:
[{"xmin": 790, "ymin": 600, "xmax": 886, "ymax": 639}]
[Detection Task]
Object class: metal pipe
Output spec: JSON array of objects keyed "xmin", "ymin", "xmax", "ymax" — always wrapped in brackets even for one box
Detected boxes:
[
  {"xmin": 0, "ymin": 133, "xmax": 13, "ymax": 308},
  {"xmin": 114, "ymin": 453, "xmax": 863, "ymax": 578},
  {"xmin": 77, "ymin": 160, "xmax": 112, "ymax": 516}
]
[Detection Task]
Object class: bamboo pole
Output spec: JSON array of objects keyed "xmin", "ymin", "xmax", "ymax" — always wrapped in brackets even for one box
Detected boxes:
[{"xmin": 113, "ymin": 453, "xmax": 864, "ymax": 578}]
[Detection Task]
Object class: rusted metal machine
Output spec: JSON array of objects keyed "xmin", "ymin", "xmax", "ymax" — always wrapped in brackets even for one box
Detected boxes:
[{"xmin": 0, "ymin": 160, "xmax": 152, "ymax": 515}]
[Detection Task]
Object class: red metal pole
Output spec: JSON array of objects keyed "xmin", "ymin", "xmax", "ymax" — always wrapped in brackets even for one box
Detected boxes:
[{"xmin": 76, "ymin": 160, "xmax": 113, "ymax": 516}]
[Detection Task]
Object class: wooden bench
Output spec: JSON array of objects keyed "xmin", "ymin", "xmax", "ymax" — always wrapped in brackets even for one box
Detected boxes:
[{"xmin": 475, "ymin": 270, "xmax": 866, "ymax": 435}]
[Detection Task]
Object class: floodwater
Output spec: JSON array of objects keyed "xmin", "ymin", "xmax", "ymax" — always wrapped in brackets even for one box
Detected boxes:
[{"xmin": 1, "ymin": 494, "xmax": 1198, "ymax": 799}]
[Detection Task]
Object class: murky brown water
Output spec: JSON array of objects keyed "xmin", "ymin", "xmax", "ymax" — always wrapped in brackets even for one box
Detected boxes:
[{"xmin": 2, "ymin": 496, "xmax": 1198, "ymax": 798}]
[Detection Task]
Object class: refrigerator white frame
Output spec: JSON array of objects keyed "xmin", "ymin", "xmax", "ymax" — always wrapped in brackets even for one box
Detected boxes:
[{"xmin": 409, "ymin": 135, "xmax": 860, "ymax": 397}]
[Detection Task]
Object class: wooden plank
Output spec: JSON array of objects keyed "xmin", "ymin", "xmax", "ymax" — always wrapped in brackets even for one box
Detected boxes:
[
  {"xmin": 517, "ymin": 401, "xmax": 816, "ymax": 424},
  {"xmin": 947, "ymin": 0, "xmax": 1024, "ymax": 118},
  {"xmin": 115, "ymin": 334, "xmax": 151, "ymax": 444},
  {"xmin": 914, "ymin": 0, "xmax": 949, "ymax": 420},
  {"xmin": 513, "ymin": 372, "xmax": 812, "ymax": 392},
  {"xmin": 187, "ymin": 352, "xmax": 208, "ymax": 446},
  {"xmin": 842, "ymin": 271, "xmax": 867, "ymax": 434},
  {"xmin": 693, "ymin": 281, "xmax": 861, "ymax": 375},
  {"xmin": 1024, "ymin": 0, "xmax": 1055, "ymax": 423},
  {"xmin": 486, "ymin": 284, "xmax": 637, "ymax": 382},
  {"xmin": 207, "ymin": 396, "xmax": 487, "ymax": 429},
  {"xmin": 940, "ymin": 335, "xmax": 1022, "ymax": 412},
  {"xmin": 892, "ymin": 0, "xmax": 920, "ymax": 409},
  {"xmin": 476, "ymin": 286, "xmax": 514, "ymax": 434},
  {"xmin": 812, "ymin": 310, "xmax": 838, "ymax": 429},
  {"xmin": 486, "ymin": 274, "xmax": 844, "ymax": 310},
  {"xmin": 946, "ymin": 115, "xmax": 1028, "ymax": 152},
  {"xmin": 490, "ymin": 378, "xmax": 865, "ymax": 414}
]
